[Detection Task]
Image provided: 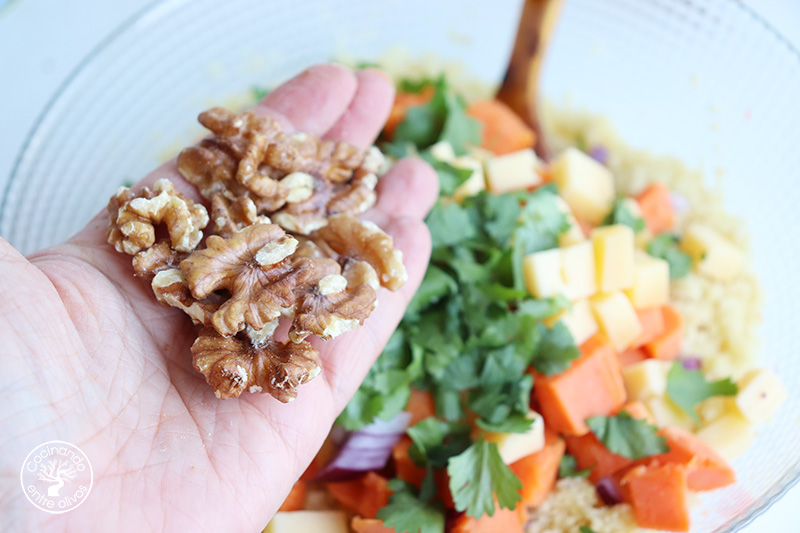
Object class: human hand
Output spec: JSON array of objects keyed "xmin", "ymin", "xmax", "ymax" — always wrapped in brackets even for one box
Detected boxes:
[{"xmin": 0, "ymin": 63, "xmax": 438, "ymax": 531}]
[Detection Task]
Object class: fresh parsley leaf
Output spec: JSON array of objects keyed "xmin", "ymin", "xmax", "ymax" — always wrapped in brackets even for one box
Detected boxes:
[
  {"xmin": 447, "ymin": 440, "xmax": 522, "ymax": 518},
  {"xmin": 579, "ymin": 526, "xmax": 599, "ymax": 533},
  {"xmin": 648, "ymin": 234, "xmax": 693, "ymax": 279},
  {"xmin": 477, "ymin": 193, "xmax": 523, "ymax": 247},
  {"xmin": 377, "ymin": 481, "xmax": 446, "ymax": 533},
  {"xmin": 392, "ymin": 76, "xmax": 480, "ymax": 155},
  {"xmin": 605, "ymin": 198, "xmax": 645, "ymax": 232},
  {"xmin": 558, "ymin": 454, "xmax": 592, "ymax": 478},
  {"xmin": 398, "ymin": 77, "xmax": 437, "ymax": 94},
  {"xmin": 586, "ymin": 411, "xmax": 669, "ymax": 459},
  {"xmin": 475, "ymin": 412, "xmax": 534, "ymax": 434},
  {"xmin": 251, "ymin": 86, "xmax": 270, "ymax": 102},
  {"xmin": 407, "ymin": 418, "xmax": 472, "ymax": 468},
  {"xmin": 530, "ymin": 322, "xmax": 580, "ymax": 376},
  {"xmin": 517, "ymin": 295, "xmax": 571, "ymax": 321},
  {"xmin": 425, "ymin": 156, "xmax": 474, "ymax": 197},
  {"xmin": 406, "ymin": 266, "xmax": 458, "ymax": 316},
  {"xmin": 426, "ymin": 200, "xmax": 477, "ymax": 249},
  {"xmin": 666, "ymin": 362, "xmax": 738, "ymax": 423}
]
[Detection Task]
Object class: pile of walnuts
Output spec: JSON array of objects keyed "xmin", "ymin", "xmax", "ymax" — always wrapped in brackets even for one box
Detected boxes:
[{"xmin": 106, "ymin": 107, "xmax": 406, "ymax": 402}]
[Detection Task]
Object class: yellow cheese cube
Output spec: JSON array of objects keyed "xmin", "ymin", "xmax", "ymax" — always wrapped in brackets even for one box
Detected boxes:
[
  {"xmin": 429, "ymin": 140, "xmax": 456, "ymax": 162},
  {"xmin": 589, "ymin": 291, "xmax": 643, "ymax": 351},
  {"xmin": 625, "ymin": 250, "xmax": 670, "ymax": 309},
  {"xmin": 551, "ymin": 147, "xmax": 615, "ymax": 224},
  {"xmin": 483, "ymin": 411, "xmax": 545, "ymax": 465},
  {"xmin": 265, "ymin": 511, "xmax": 349, "ymax": 533},
  {"xmin": 554, "ymin": 197, "xmax": 585, "ymax": 247},
  {"xmin": 592, "ymin": 224, "xmax": 636, "ymax": 292},
  {"xmin": 452, "ymin": 155, "xmax": 486, "ymax": 202},
  {"xmin": 681, "ymin": 222, "xmax": 744, "ymax": 281},
  {"xmin": 559, "ymin": 299, "xmax": 598, "ymax": 346},
  {"xmin": 485, "ymin": 148, "xmax": 542, "ymax": 194},
  {"xmin": 645, "ymin": 396, "xmax": 697, "ymax": 432},
  {"xmin": 695, "ymin": 412, "xmax": 754, "ymax": 461},
  {"xmin": 696, "ymin": 396, "xmax": 737, "ymax": 425},
  {"xmin": 622, "ymin": 359, "xmax": 672, "ymax": 401},
  {"xmin": 523, "ymin": 248, "xmax": 565, "ymax": 298},
  {"xmin": 734, "ymin": 368, "xmax": 788, "ymax": 424},
  {"xmin": 561, "ymin": 240, "xmax": 597, "ymax": 300}
]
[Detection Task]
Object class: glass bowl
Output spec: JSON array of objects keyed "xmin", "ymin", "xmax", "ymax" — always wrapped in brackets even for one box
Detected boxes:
[{"xmin": 3, "ymin": 0, "xmax": 799, "ymax": 530}]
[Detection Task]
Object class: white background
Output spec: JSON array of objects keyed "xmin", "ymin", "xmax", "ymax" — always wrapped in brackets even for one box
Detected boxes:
[{"xmin": 0, "ymin": 0, "xmax": 798, "ymax": 530}]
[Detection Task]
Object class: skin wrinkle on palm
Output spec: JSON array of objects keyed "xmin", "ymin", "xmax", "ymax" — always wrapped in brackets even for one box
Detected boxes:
[{"xmin": 0, "ymin": 63, "xmax": 438, "ymax": 531}]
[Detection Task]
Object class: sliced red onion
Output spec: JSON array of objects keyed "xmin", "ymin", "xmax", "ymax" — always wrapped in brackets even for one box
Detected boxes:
[
  {"xmin": 681, "ymin": 357, "xmax": 703, "ymax": 370},
  {"xmin": 314, "ymin": 411, "xmax": 412, "ymax": 482},
  {"xmin": 669, "ymin": 191, "xmax": 690, "ymax": 213},
  {"xmin": 589, "ymin": 145, "xmax": 608, "ymax": 165},
  {"xmin": 596, "ymin": 476, "xmax": 623, "ymax": 506}
]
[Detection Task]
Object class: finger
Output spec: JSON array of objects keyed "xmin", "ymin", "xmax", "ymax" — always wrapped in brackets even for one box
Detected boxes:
[
  {"xmin": 315, "ymin": 216, "xmax": 432, "ymax": 408},
  {"xmin": 368, "ymin": 157, "xmax": 440, "ymax": 226},
  {"xmin": 252, "ymin": 63, "xmax": 358, "ymax": 135},
  {"xmin": 323, "ymin": 69, "xmax": 395, "ymax": 148}
]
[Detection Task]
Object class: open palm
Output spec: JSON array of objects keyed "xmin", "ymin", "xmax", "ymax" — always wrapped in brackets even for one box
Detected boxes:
[{"xmin": 0, "ymin": 64, "xmax": 438, "ymax": 532}]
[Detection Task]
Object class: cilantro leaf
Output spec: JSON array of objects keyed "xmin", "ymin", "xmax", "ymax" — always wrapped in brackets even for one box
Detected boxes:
[
  {"xmin": 579, "ymin": 527, "xmax": 599, "ymax": 533},
  {"xmin": 605, "ymin": 198, "xmax": 645, "ymax": 232},
  {"xmin": 648, "ymin": 234, "xmax": 692, "ymax": 279},
  {"xmin": 666, "ymin": 362, "xmax": 738, "ymax": 423},
  {"xmin": 530, "ymin": 322, "xmax": 580, "ymax": 376},
  {"xmin": 377, "ymin": 481, "xmax": 445, "ymax": 533},
  {"xmin": 425, "ymin": 157, "xmax": 474, "ymax": 197},
  {"xmin": 447, "ymin": 440, "xmax": 522, "ymax": 518},
  {"xmin": 426, "ymin": 200, "xmax": 477, "ymax": 249},
  {"xmin": 558, "ymin": 454, "xmax": 592, "ymax": 478},
  {"xmin": 586, "ymin": 411, "xmax": 669, "ymax": 459},
  {"xmin": 398, "ymin": 77, "xmax": 437, "ymax": 94},
  {"xmin": 406, "ymin": 266, "xmax": 457, "ymax": 316},
  {"xmin": 439, "ymin": 91, "xmax": 481, "ymax": 156}
]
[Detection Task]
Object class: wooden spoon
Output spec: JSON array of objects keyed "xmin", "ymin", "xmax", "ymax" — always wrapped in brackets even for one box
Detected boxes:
[{"xmin": 496, "ymin": 0, "xmax": 564, "ymax": 160}]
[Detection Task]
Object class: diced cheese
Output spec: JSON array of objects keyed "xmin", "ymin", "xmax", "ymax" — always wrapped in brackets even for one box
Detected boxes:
[
  {"xmin": 523, "ymin": 248, "xmax": 565, "ymax": 299},
  {"xmin": 452, "ymin": 155, "xmax": 486, "ymax": 202},
  {"xmin": 429, "ymin": 140, "xmax": 456, "ymax": 162},
  {"xmin": 696, "ymin": 396, "xmax": 737, "ymax": 425},
  {"xmin": 592, "ymin": 224, "xmax": 636, "ymax": 292},
  {"xmin": 485, "ymin": 148, "xmax": 541, "ymax": 194},
  {"xmin": 482, "ymin": 411, "xmax": 546, "ymax": 465},
  {"xmin": 561, "ymin": 240, "xmax": 597, "ymax": 300},
  {"xmin": 622, "ymin": 359, "xmax": 672, "ymax": 401},
  {"xmin": 589, "ymin": 291, "xmax": 643, "ymax": 351},
  {"xmin": 734, "ymin": 368, "xmax": 788, "ymax": 424},
  {"xmin": 645, "ymin": 396, "xmax": 697, "ymax": 432},
  {"xmin": 696, "ymin": 412, "xmax": 754, "ymax": 461},
  {"xmin": 265, "ymin": 511, "xmax": 349, "ymax": 533},
  {"xmin": 551, "ymin": 147, "xmax": 615, "ymax": 224},
  {"xmin": 625, "ymin": 250, "xmax": 670, "ymax": 309},
  {"xmin": 554, "ymin": 197, "xmax": 586, "ymax": 247},
  {"xmin": 681, "ymin": 222, "xmax": 744, "ymax": 281},
  {"xmin": 559, "ymin": 299, "xmax": 599, "ymax": 346}
]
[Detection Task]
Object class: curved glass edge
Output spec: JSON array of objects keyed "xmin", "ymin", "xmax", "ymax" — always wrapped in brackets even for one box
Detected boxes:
[{"xmin": 4, "ymin": 1, "xmax": 800, "ymax": 531}]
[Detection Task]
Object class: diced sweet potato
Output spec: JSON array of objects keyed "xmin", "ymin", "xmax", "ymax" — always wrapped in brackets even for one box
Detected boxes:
[
  {"xmin": 351, "ymin": 517, "xmax": 397, "ymax": 533},
  {"xmin": 533, "ymin": 334, "xmax": 627, "ymax": 435},
  {"xmin": 649, "ymin": 425, "xmax": 736, "ymax": 491},
  {"xmin": 636, "ymin": 183, "xmax": 675, "ymax": 235},
  {"xmin": 631, "ymin": 307, "xmax": 666, "ymax": 348},
  {"xmin": 466, "ymin": 99, "xmax": 536, "ymax": 155},
  {"xmin": 620, "ymin": 463, "xmax": 690, "ymax": 532},
  {"xmin": 618, "ymin": 348, "xmax": 648, "ymax": 367},
  {"xmin": 326, "ymin": 472, "xmax": 391, "ymax": 519},
  {"xmin": 565, "ymin": 432, "xmax": 631, "ymax": 484},
  {"xmin": 644, "ymin": 305, "xmax": 683, "ymax": 360},
  {"xmin": 277, "ymin": 480, "xmax": 307, "ymax": 512},
  {"xmin": 450, "ymin": 505, "xmax": 525, "ymax": 533},
  {"xmin": 509, "ymin": 429, "xmax": 565, "ymax": 507},
  {"xmin": 392, "ymin": 437, "xmax": 426, "ymax": 488},
  {"xmin": 406, "ymin": 389, "xmax": 437, "ymax": 426}
]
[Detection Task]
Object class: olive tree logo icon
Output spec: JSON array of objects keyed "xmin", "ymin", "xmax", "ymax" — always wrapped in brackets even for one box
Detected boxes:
[{"xmin": 20, "ymin": 441, "xmax": 93, "ymax": 514}]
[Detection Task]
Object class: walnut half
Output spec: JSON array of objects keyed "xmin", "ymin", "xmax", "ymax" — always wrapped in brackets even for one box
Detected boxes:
[{"xmin": 192, "ymin": 328, "xmax": 320, "ymax": 402}]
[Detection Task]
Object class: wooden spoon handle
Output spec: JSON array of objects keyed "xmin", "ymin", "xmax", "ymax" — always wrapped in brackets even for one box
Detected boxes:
[{"xmin": 496, "ymin": 0, "xmax": 564, "ymax": 159}]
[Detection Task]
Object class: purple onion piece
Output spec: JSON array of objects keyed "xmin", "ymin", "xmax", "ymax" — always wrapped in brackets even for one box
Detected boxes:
[
  {"xmin": 669, "ymin": 191, "xmax": 691, "ymax": 213},
  {"xmin": 681, "ymin": 357, "xmax": 703, "ymax": 371},
  {"xmin": 596, "ymin": 475, "xmax": 623, "ymax": 506},
  {"xmin": 589, "ymin": 145, "xmax": 609, "ymax": 165},
  {"xmin": 314, "ymin": 411, "xmax": 412, "ymax": 482}
]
